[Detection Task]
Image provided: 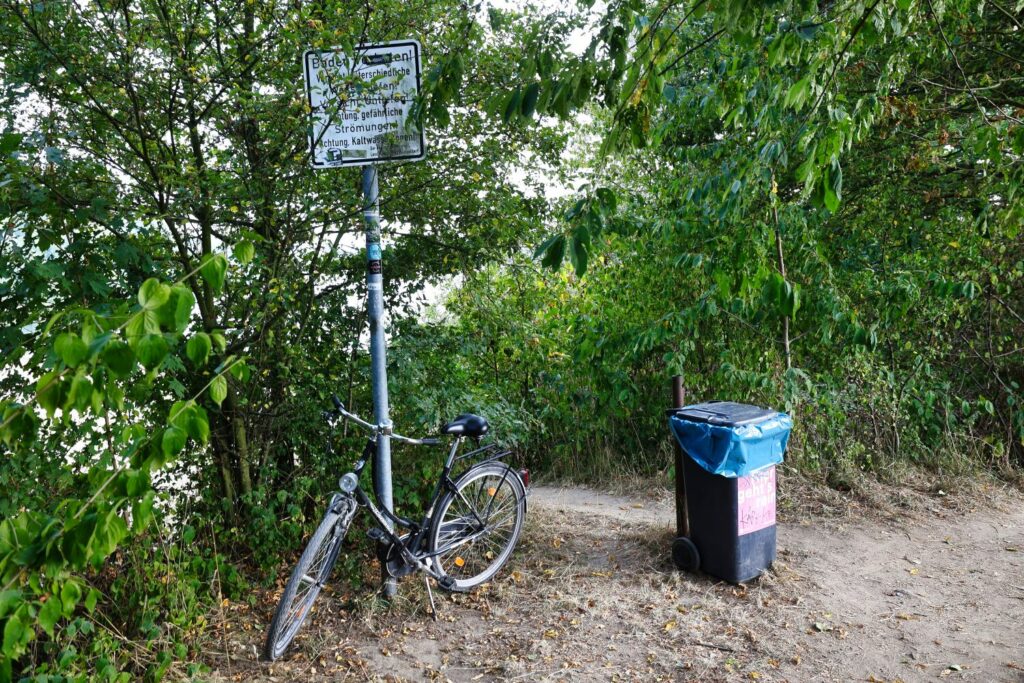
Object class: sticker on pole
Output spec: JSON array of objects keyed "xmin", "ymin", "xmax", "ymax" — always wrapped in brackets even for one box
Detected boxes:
[{"xmin": 303, "ymin": 40, "xmax": 425, "ymax": 168}]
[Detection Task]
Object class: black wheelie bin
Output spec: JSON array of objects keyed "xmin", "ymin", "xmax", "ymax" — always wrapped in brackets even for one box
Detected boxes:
[{"xmin": 668, "ymin": 401, "xmax": 792, "ymax": 583}]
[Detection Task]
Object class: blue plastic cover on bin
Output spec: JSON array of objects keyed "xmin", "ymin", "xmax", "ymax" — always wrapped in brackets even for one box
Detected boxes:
[{"xmin": 669, "ymin": 402, "xmax": 792, "ymax": 478}]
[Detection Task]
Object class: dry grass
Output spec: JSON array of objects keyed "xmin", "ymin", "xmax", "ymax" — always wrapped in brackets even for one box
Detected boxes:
[{"xmin": 197, "ymin": 499, "xmax": 813, "ymax": 682}]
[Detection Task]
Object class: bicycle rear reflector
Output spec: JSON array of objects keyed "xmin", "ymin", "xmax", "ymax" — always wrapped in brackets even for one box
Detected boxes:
[{"xmin": 519, "ymin": 469, "xmax": 530, "ymax": 488}]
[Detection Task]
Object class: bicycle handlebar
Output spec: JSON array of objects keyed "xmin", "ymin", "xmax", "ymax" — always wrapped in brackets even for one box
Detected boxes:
[{"xmin": 330, "ymin": 394, "xmax": 440, "ymax": 446}]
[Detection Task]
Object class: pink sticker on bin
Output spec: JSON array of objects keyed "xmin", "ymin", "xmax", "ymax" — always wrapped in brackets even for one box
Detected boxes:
[{"xmin": 737, "ymin": 466, "xmax": 776, "ymax": 536}]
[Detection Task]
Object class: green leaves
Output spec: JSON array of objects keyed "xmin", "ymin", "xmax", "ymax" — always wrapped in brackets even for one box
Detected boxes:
[
  {"xmin": 784, "ymin": 76, "xmax": 812, "ymax": 110},
  {"xmin": 37, "ymin": 596, "xmax": 61, "ymax": 637},
  {"xmin": 126, "ymin": 309, "xmax": 161, "ymax": 345},
  {"xmin": 156, "ymin": 285, "xmax": 195, "ymax": 333},
  {"xmin": 137, "ymin": 334, "xmax": 169, "ymax": 370},
  {"xmin": 822, "ymin": 161, "xmax": 842, "ymax": 213},
  {"xmin": 521, "ymin": 82, "xmax": 540, "ymax": 118},
  {"xmin": 536, "ymin": 186, "xmax": 620, "ymax": 276},
  {"xmin": 209, "ymin": 375, "xmax": 227, "ymax": 407},
  {"xmin": 102, "ymin": 340, "xmax": 135, "ymax": 378},
  {"xmin": 0, "ymin": 591, "xmax": 21, "ymax": 620},
  {"xmin": 200, "ymin": 254, "xmax": 228, "ymax": 294},
  {"xmin": 138, "ymin": 278, "xmax": 171, "ymax": 310},
  {"xmin": 535, "ymin": 234, "xmax": 566, "ymax": 270},
  {"xmin": 233, "ymin": 240, "xmax": 255, "ymax": 265},
  {"xmin": 761, "ymin": 273, "xmax": 801, "ymax": 320},
  {"xmin": 35, "ymin": 371, "xmax": 66, "ymax": 418},
  {"xmin": 503, "ymin": 87, "xmax": 522, "ymax": 123},
  {"xmin": 68, "ymin": 371, "xmax": 93, "ymax": 413},
  {"xmin": 169, "ymin": 401, "xmax": 209, "ymax": 445},
  {"xmin": 54, "ymin": 333, "xmax": 88, "ymax": 367},
  {"xmin": 568, "ymin": 234, "xmax": 588, "ymax": 277},
  {"xmin": 0, "ymin": 403, "xmax": 37, "ymax": 447},
  {"xmin": 161, "ymin": 426, "xmax": 187, "ymax": 459},
  {"xmin": 211, "ymin": 331, "xmax": 227, "ymax": 354},
  {"xmin": 186, "ymin": 332, "xmax": 212, "ymax": 367},
  {"xmin": 132, "ymin": 491, "xmax": 156, "ymax": 532},
  {"xmin": 3, "ymin": 612, "xmax": 30, "ymax": 658},
  {"xmin": 59, "ymin": 580, "xmax": 81, "ymax": 614}
]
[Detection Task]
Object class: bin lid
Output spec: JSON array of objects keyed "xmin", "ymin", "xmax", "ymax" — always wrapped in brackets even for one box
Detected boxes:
[{"xmin": 668, "ymin": 401, "xmax": 778, "ymax": 427}]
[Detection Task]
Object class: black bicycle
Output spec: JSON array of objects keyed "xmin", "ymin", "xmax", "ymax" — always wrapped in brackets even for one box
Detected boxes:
[{"xmin": 263, "ymin": 395, "xmax": 529, "ymax": 661}]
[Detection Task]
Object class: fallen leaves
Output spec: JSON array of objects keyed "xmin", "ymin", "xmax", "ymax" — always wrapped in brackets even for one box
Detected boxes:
[{"xmin": 939, "ymin": 663, "xmax": 966, "ymax": 677}]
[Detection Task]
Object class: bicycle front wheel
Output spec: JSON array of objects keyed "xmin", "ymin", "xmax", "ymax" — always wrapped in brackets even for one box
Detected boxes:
[
  {"xmin": 428, "ymin": 463, "xmax": 526, "ymax": 592},
  {"xmin": 263, "ymin": 495, "xmax": 357, "ymax": 661}
]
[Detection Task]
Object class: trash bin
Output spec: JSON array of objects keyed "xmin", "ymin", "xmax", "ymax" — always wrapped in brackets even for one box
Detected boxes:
[{"xmin": 668, "ymin": 401, "xmax": 792, "ymax": 583}]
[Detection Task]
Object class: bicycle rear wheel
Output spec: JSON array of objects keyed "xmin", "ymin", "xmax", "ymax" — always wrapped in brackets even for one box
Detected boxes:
[
  {"xmin": 263, "ymin": 495, "xmax": 357, "ymax": 661},
  {"xmin": 428, "ymin": 463, "xmax": 526, "ymax": 592}
]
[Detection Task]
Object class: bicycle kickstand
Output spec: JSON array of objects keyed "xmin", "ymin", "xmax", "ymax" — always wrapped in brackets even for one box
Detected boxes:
[{"xmin": 423, "ymin": 575, "xmax": 438, "ymax": 622}]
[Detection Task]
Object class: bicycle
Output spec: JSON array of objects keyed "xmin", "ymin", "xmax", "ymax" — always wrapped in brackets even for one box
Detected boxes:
[{"xmin": 263, "ymin": 394, "xmax": 529, "ymax": 661}]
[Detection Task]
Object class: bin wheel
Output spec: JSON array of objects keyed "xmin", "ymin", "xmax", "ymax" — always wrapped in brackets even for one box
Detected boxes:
[{"xmin": 672, "ymin": 536, "xmax": 700, "ymax": 572}]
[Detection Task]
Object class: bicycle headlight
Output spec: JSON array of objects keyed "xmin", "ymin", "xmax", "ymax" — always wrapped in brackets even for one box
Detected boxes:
[{"xmin": 339, "ymin": 472, "xmax": 358, "ymax": 493}]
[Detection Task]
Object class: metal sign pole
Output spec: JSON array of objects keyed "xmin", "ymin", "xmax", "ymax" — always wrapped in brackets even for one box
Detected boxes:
[
  {"xmin": 362, "ymin": 164, "xmax": 396, "ymax": 598},
  {"xmin": 305, "ymin": 40, "xmax": 423, "ymax": 600}
]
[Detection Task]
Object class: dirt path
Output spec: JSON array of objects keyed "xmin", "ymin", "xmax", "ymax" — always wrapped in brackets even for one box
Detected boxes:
[{"xmin": 202, "ymin": 483, "xmax": 1024, "ymax": 682}]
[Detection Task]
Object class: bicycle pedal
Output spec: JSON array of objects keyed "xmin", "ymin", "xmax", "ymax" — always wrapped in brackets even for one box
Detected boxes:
[
  {"xmin": 367, "ymin": 528, "xmax": 386, "ymax": 542},
  {"xmin": 438, "ymin": 576, "xmax": 456, "ymax": 591}
]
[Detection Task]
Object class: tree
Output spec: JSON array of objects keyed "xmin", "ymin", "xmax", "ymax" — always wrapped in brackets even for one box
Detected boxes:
[
  {"xmin": 438, "ymin": 0, "xmax": 1023, "ymax": 474},
  {"xmin": 0, "ymin": 0, "xmax": 571, "ymax": 676}
]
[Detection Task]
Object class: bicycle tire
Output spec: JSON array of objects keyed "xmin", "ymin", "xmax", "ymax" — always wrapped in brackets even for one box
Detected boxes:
[
  {"xmin": 263, "ymin": 495, "xmax": 357, "ymax": 661},
  {"xmin": 428, "ymin": 463, "xmax": 526, "ymax": 592}
]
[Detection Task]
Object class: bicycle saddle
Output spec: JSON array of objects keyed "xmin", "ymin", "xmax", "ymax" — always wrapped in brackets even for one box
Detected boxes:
[{"xmin": 441, "ymin": 413, "xmax": 489, "ymax": 437}]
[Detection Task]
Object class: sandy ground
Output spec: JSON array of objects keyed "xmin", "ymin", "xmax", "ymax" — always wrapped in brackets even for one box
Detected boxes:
[{"xmin": 199, "ymin": 480, "xmax": 1024, "ymax": 682}]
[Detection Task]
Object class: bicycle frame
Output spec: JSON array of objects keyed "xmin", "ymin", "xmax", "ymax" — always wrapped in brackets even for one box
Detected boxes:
[{"xmin": 326, "ymin": 408, "xmax": 517, "ymax": 583}]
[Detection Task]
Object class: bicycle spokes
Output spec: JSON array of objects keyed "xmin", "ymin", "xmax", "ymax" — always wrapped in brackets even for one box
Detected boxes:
[{"xmin": 434, "ymin": 472, "xmax": 521, "ymax": 582}]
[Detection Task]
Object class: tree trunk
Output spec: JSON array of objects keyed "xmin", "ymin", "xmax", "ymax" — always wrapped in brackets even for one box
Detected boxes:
[
  {"xmin": 770, "ymin": 181, "xmax": 792, "ymax": 371},
  {"xmin": 213, "ymin": 432, "xmax": 237, "ymax": 509},
  {"xmin": 225, "ymin": 387, "xmax": 253, "ymax": 497}
]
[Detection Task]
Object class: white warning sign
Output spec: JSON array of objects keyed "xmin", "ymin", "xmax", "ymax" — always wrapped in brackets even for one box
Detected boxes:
[{"xmin": 302, "ymin": 40, "xmax": 425, "ymax": 168}]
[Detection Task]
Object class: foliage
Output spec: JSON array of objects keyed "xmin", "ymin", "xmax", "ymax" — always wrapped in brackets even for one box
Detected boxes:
[
  {"xmin": 0, "ymin": 260, "xmax": 247, "ymax": 678},
  {"xmin": 0, "ymin": 0, "xmax": 570, "ymax": 676},
  {"xmin": 506, "ymin": 0, "xmax": 1023, "ymax": 475},
  {"xmin": 413, "ymin": 0, "xmax": 1023, "ymax": 479},
  {"xmin": 1, "ymin": 0, "xmax": 1022, "ymax": 678}
]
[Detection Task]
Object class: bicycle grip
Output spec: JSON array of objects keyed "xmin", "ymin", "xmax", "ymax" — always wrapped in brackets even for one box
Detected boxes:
[
  {"xmin": 331, "ymin": 394, "xmax": 344, "ymax": 412},
  {"xmin": 421, "ymin": 438, "xmax": 442, "ymax": 446}
]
